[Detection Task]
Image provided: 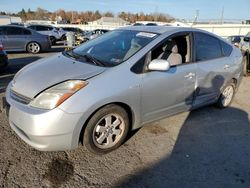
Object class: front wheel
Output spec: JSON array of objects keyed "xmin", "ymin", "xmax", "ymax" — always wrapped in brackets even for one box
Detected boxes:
[
  {"xmin": 216, "ymin": 82, "xmax": 236, "ymax": 108},
  {"xmin": 83, "ymin": 105, "xmax": 129, "ymax": 154}
]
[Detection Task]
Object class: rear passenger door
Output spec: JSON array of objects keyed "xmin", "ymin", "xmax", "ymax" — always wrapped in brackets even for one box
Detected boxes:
[{"xmin": 193, "ymin": 32, "xmax": 233, "ymax": 107}]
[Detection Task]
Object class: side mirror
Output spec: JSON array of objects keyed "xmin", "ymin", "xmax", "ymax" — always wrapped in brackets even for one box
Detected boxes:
[
  {"xmin": 244, "ymin": 37, "xmax": 250, "ymax": 42},
  {"xmin": 148, "ymin": 59, "xmax": 170, "ymax": 71}
]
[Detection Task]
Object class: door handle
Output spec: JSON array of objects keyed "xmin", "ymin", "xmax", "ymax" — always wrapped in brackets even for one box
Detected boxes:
[
  {"xmin": 184, "ymin": 72, "xmax": 195, "ymax": 78},
  {"xmin": 224, "ymin": 64, "xmax": 230, "ymax": 69}
]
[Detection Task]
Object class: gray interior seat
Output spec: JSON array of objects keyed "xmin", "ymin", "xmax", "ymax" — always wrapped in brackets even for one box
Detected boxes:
[{"xmin": 158, "ymin": 41, "xmax": 182, "ymax": 66}]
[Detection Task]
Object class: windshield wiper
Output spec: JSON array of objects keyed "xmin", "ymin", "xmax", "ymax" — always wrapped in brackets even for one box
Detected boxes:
[
  {"xmin": 62, "ymin": 50, "xmax": 79, "ymax": 60},
  {"xmin": 77, "ymin": 54, "xmax": 106, "ymax": 67},
  {"xmin": 63, "ymin": 50, "xmax": 106, "ymax": 67}
]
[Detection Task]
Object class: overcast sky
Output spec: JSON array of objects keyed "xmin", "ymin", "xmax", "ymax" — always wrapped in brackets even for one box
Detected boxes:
[{"xmin": 1, "ymin": 0, "xmax": 249, "ymax": 20}]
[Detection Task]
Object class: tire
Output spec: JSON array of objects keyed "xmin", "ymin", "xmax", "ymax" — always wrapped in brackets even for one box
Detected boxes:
[
  {"xmin": 26, "ymin": 42, "xmax": 41, "ymax": 54},
  {"xmin": 0, "ymin": 55, "xmax": 8, "ymax": 69},
  {"xmin": 49, "ymin": 36, "xmax": 56, "ymax": 45},
  {"xmin": 216, "ymin": 81, "xmax": 236, "ymax": 108},
  {"xmin": 243, "ymin": 54, "xmax": 250, "ymax": 77},
  {"xmin": 83, "ymin": 104, "xmax": 129, "ymax": 154}
]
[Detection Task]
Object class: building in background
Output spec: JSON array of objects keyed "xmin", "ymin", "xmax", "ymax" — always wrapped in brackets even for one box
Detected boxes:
[{"xmin": 0, "ymin": 15, "xmax": 22, "ymax": 25}]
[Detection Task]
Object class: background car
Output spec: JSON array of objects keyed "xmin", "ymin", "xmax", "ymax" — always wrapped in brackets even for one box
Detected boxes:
[
  {"xmin": 79, "ymin": 29, "xmax": 109, "ymax": 42},
  {"xmin": 27, "ymin": 24, "xmax": 61, "ymax": 45},
  {"xmin": 240, "ymin": 32, "xmax": 250, "ymax": 76},
  {"xmin": 227, "ymin": 35, "xmax": 244, "ymax": 47},
  {"xmin": 0, "ymin": 43, "xmax": 8, "ymax": 69},
  {"xmin": 0, "ymin": 25, "xmax": 51, "ymax": 53},
  {"xmin": 60, "ymin": 27, "xmax": 85, "ymax": 35}
]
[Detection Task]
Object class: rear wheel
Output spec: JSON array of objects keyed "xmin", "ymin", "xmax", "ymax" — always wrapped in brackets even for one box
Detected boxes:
[
  {"xmin": 216, "ymin": 82, "xmax": 236, "ymax": 108},
  {"xmin": 243, "ymin": 54, "xmax": 250, "ymax": 77},
  {"xmin": 83, "ymin": 104, "xmax": 129, "ymax": 154},
  {"xmin": 26, "ymin": 42, "xmax": 41, "ymax": 54}
]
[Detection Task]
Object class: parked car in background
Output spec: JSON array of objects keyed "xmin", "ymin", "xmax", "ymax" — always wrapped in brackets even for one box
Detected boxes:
[
  {"xmin": 79, "ymin": 29, "xmax": 109, "ymax": 42},
  {"xmin": 240, "ymin": 32, "xmax": 250, "ymax": 76},
  {"xmin": 60, "ymin": 27, "xmax": 86, "ymax": 42},
  {"xmin": 146, "ymin": 23, "xmax": 158, "ymax": 26},
  {"xmin": 57, "ymin": 27, "xmax": 67, "ymax": 41},
  {"xmin": 3, "ymin": 26, "xmax": 243, "ymax": 154},
  {"xmin": 0, "ymin": 25, "xmax": 51, "ymax": 53},
  {"xmin": 227, "ymin": 35, "xmax": 244, "ymax": 47},
  {"xmin": 0, "ymin": 43, "xmax": 8, "ymax": 69},
  {"xmin": 60, "ymin": 27, "xmax": 85, "ymax": 35},
  {"xmin": 27, "ymin": 24, "xmax": 61, "ymax": 45}
]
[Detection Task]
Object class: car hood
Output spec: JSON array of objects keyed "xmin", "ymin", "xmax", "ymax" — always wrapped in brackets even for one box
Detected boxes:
[{"xmin": 11, "ymin": 53, "xmax": 106, "ymax": 98}]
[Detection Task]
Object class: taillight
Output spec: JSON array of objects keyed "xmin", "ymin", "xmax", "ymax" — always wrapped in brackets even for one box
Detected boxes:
[{"xmin": 0, "ymin": 44, "xmax": 4, "ymax": 51}]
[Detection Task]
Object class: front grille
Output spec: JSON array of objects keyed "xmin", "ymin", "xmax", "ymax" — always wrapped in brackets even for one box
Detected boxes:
[{"xmin": 10, "ymin": 89, "xmax": 32, "ymax": 105}]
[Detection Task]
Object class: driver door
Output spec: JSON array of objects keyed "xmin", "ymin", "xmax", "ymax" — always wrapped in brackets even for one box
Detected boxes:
[{"xmin": 141, "ymin": 33, "xmax": 197, "ymax": 123}]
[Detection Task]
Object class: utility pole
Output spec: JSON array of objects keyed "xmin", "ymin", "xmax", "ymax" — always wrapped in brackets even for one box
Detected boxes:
[
  {"xmin": 220, "ymin": 6, "xmax": 224, "ymax": 24},
  {"xmin": 193, "ymin": 9, "xmax": 199, "ymax": 26}
]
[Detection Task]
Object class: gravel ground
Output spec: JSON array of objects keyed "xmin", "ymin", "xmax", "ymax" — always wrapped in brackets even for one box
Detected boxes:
[{"xmin": 1, "ymin": 51, "xmax": 250, "ymax": 188}]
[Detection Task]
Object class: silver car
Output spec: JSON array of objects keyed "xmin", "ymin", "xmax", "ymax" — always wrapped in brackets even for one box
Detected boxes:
[
  {"xmin": 0, "ymin": 25, "xmax": 51, "ymax": 53},
  {"xmin": 3, "ymin": 26, "xmax": 243, "ymax": 154}
]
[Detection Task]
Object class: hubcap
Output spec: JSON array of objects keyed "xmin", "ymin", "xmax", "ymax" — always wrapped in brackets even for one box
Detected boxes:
[
  {"xmin": 222, "ymin": 85, "xmax": 234, "ymax": 106},
  {"xmin": 28, "ymin": 43, "xmax": 40, "ymax": 53},
  {"xmin": 92, "ymin": 114, "xmax": 125, "ymax": 149}
]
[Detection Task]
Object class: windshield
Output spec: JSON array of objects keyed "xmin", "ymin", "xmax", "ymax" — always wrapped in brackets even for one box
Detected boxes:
[{"xmin": 73, "ymin": 30, "xmax": 158, "ymax": 66}]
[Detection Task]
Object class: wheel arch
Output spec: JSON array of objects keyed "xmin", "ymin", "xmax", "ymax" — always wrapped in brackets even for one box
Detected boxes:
[{"xmin": 78, "ymin": 102, "xmax": 135, "ymax": 145}]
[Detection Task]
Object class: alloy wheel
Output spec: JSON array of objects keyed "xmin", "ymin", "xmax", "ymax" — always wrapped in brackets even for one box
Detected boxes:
[
  {"xmin": 27, "ymin": 42, "xmax": 40, "ymax": 53},
  {"xmin": 92, "ymin": 114, "xmax": 125, "ymax": 149},
  {"xmin": 221, "ymin": 85, "xmax": 234, "ymax": 106}
]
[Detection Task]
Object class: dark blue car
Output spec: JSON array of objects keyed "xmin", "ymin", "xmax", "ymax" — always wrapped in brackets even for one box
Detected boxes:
[{"xmin": 0, "ymin": 44, "xmax": 8, "ymax": 69}]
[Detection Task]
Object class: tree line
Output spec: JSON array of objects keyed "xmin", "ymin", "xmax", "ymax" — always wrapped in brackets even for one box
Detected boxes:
[{"xmin": 1, "ymin": 8, "xmax": 174, "ymax": 24}]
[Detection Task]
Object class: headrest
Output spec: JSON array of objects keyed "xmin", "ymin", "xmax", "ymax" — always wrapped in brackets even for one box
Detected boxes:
[{"xmin": 163, "ymin": 40, "xmax": 178, "ymax": 53}]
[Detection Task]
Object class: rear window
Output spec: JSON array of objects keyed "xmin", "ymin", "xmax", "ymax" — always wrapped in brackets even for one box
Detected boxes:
[{"xmin": 221, "ymin": 41, "xmax": 232, "ymax": 57}]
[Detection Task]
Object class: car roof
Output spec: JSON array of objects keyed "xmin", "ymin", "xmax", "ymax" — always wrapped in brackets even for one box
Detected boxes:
[
  {"xmin": 28, "ymin": 24, "xmax": 53, "ymax": 28},
  {"xmin": 120, "ymin": 26, "xmax": 208, "ymax": 35},
  {"xmin": 0, "ymin": 25, "xmax": 26, "ymax": 29}
]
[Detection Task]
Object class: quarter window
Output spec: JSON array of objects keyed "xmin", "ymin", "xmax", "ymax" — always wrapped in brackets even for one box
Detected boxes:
[
  {"xmin": 194, "ymin": 33, "xmax": 222, "ymax": 61},
  {"xmin": 221, "ymin": 41, "xmax": 232, "ymax": 56},
  {"xmin": 23, "ymin": 29, "xmax": 31, "ymax": 35}
]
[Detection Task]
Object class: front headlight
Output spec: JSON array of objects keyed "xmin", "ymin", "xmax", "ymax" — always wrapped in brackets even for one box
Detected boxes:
[{"xmin": 30, "ymin": 80, "xmax": 88, "ymax": 110}]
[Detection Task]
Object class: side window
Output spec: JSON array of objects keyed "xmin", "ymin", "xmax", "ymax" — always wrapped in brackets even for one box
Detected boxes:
[
  {"xmin": 36, "ymin": 26, "xmax": 44, "ymax": 31},
  {"xmin": 6, "ymin": 27, "xmax": 23, "ymax": 35},
  {"xmin": 23, "ymin": 29, "xmax": 31, "ymax": 35},
  {"xmin": 28, "ymin": 25, "xmax": 36, "ymax": 30},
  {"xmin": 151, "ymin": 34, "xmax": 191, "ymax": 66},
  {"xmin": 37, "ymin": 26, "xmax": 50, "ymax": 31},
  {"xmin": 221, "ymin": 41, "xmax": 232, "ymax": 56},
  {"xmin": 194, "ymin": 33, "xmax": 223, "ymax": 61}
]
